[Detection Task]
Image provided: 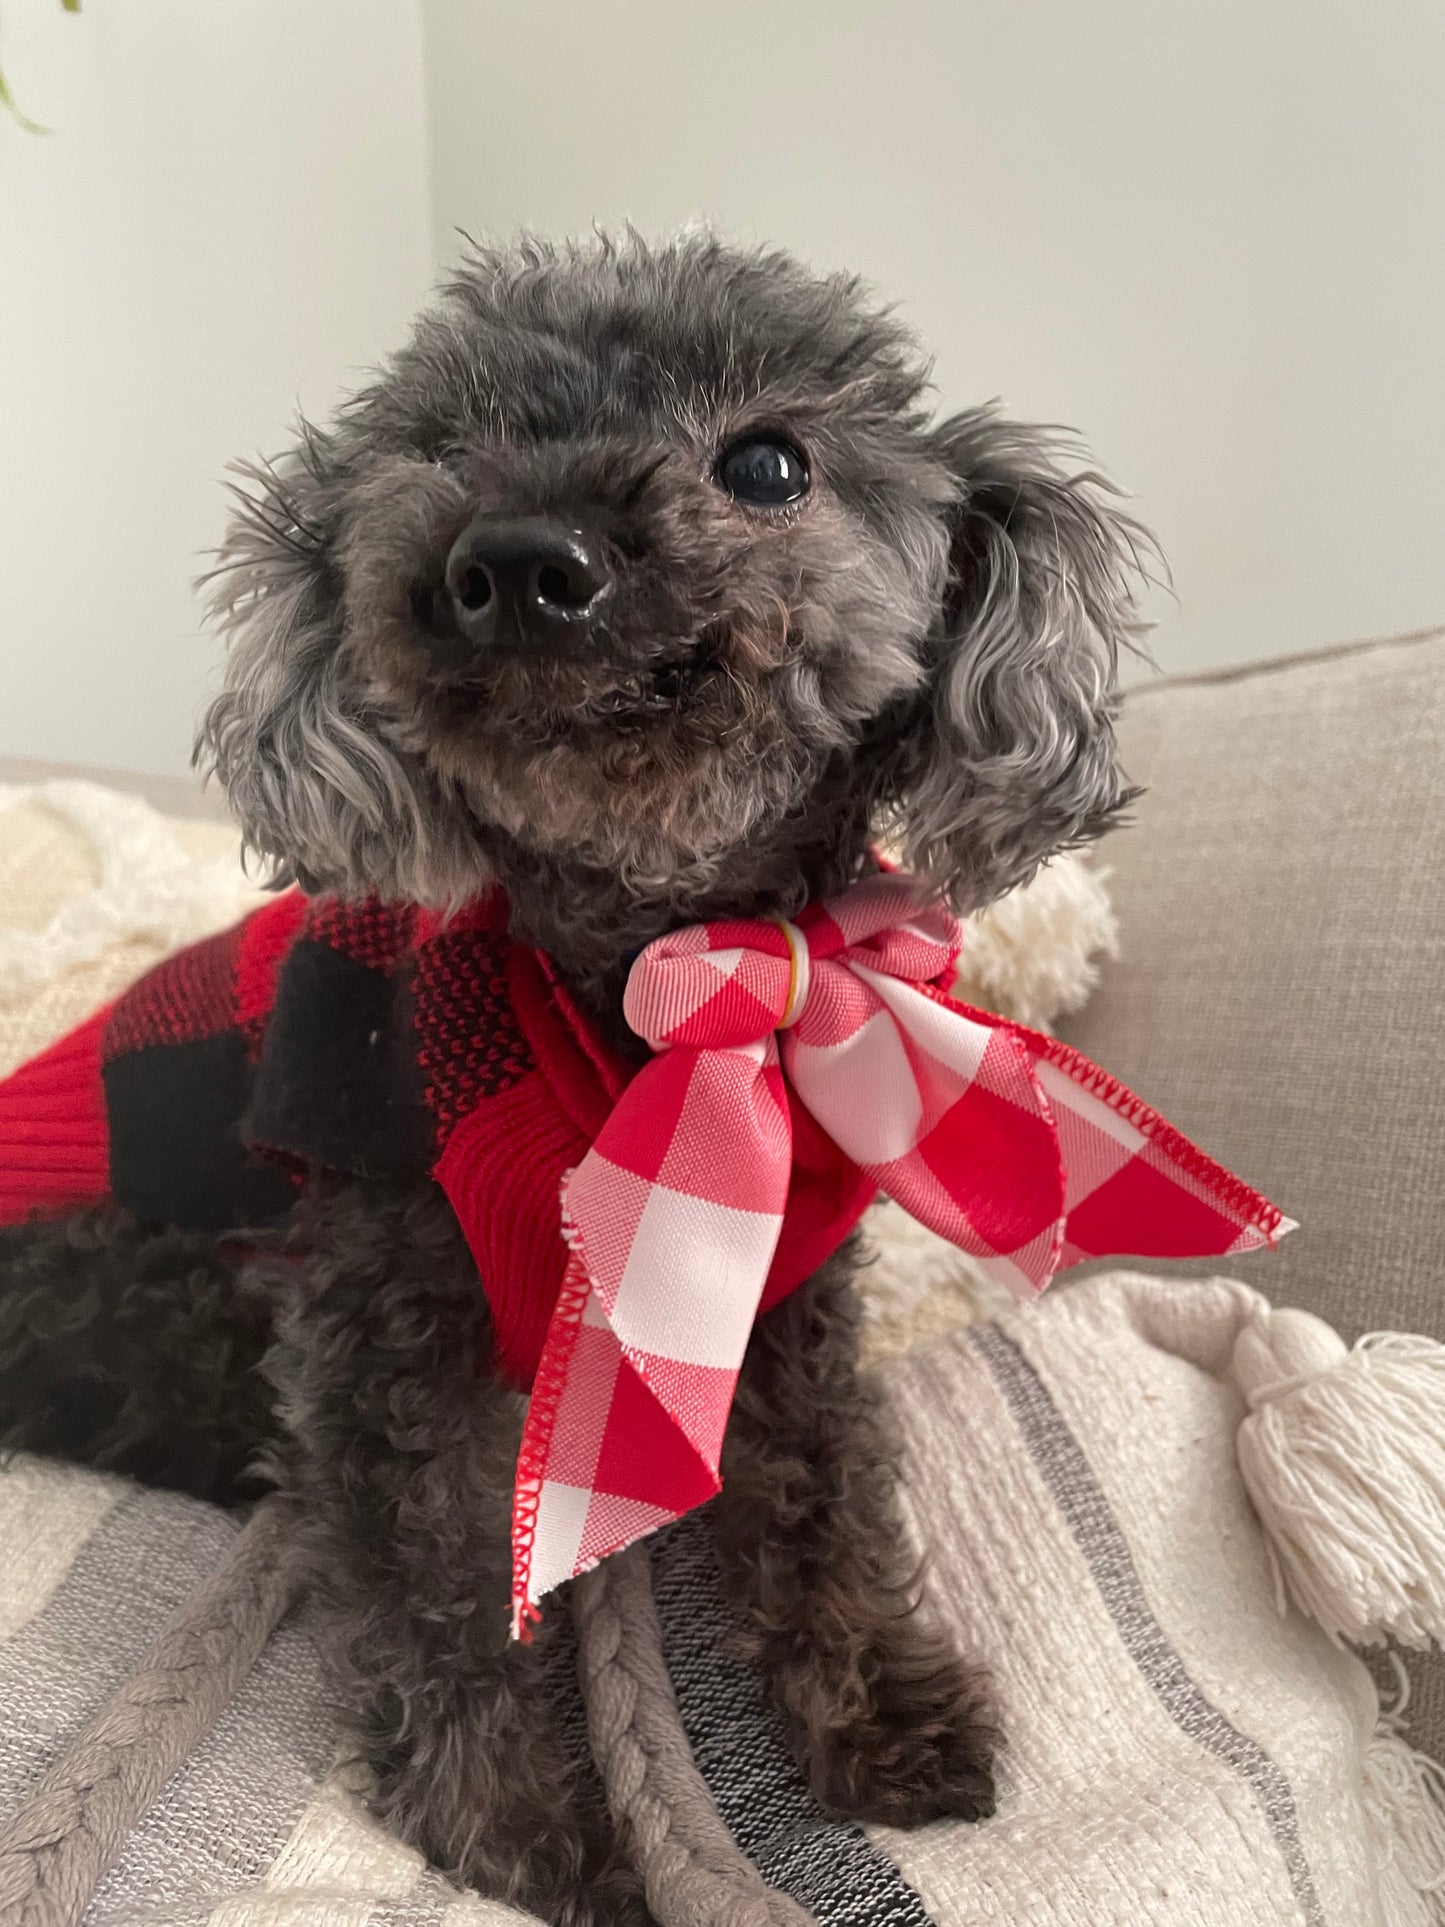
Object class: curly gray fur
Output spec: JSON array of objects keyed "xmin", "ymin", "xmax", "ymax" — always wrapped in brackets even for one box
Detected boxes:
[{"xmin": 198, "ymin": 232, "xmax": 1153, "ymax": 962}]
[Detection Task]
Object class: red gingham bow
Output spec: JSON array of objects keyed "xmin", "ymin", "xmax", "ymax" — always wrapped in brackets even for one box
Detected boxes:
[{"xmin": 509, "ymin": 871, "xmax": 1293, "ymax": 1633}]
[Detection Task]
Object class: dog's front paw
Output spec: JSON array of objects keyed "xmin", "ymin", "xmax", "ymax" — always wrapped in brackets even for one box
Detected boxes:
[
  {"xmin": 802, "ymin": 1652, "xmax": 999, "ymax": 1830},
  {"xmin": 548, "ymin": 1867, "xmax": 659, "ymax": 1927}
]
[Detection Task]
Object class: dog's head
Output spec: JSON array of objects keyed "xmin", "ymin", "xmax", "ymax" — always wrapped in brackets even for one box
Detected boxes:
[{"xmin": 200, "ymin": 235, "xmax": 1150, "ymax": 918}]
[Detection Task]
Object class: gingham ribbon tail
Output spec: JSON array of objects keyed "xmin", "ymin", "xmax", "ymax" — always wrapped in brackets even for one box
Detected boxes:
[{"xmin": 509, "ymin": 872, "xmax": 1293, "ymax": 1633}]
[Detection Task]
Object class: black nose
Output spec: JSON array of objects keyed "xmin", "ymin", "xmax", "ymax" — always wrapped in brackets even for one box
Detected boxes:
[{"xmin": 443, "ymin": 516, "xmax": 612, "ymax": 654}]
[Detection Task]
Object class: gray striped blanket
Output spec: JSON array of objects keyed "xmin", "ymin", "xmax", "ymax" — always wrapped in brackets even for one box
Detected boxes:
[{"xmin": 0, "ymin": 1271, "xmax": 1412, "ymax": 1926}]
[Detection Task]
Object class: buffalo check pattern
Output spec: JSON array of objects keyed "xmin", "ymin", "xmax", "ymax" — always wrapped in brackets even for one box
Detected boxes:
[{"xmin": 509, "ymin": 872, "xmax": 1295, "ymax": 1633}]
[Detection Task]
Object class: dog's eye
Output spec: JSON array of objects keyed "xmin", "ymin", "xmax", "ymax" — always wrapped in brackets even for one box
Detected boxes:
[{"xmin": 715, "ymin": 436, "xmax": 810, "ymax": 507}]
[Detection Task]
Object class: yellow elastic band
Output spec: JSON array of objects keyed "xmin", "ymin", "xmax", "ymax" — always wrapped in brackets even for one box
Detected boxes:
[{"xmin": 772, "ymin": 917, "xmax": 810, "ymax": 1028}]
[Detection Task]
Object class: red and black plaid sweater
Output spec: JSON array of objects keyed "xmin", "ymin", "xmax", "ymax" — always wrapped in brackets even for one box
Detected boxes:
[{"xmin": 0, "ymin": 891, "xmax": 875, "ymax": 1385}]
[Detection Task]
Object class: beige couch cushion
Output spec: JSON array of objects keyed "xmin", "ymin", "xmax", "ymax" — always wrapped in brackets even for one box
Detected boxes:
[
  {"xmin": 1063, "ymin": 628, "xmax": 1445, "ymax": 1340},
  {"xmin": 1062, "ymin": 625, "xmax": 1445, "ymax": 1745}
]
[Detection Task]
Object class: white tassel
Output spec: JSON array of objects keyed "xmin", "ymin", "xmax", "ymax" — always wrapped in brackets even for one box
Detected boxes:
[
  {"xmin": 1231, "ymin": 1309, "xmax": 1445, "ymax": 1646},
  {"xmin": 1361, "ymin": 1660, "xmax": 1445, "ymax": 1925}
]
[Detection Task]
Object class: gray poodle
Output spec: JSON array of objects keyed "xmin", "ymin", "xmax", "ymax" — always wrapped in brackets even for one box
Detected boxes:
[{"xmin": 0, "ymin": 234, "xmax": 1148, "ymax": 1925}]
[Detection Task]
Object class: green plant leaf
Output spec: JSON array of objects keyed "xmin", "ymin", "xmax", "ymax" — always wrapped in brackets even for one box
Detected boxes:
[
  {"xmin": 0, "ymin": 60, "xmax": 50, "ymax": 135},
  {"xmin": 0, "ymin": 0, "xmax": 75, "ymax": 131}
]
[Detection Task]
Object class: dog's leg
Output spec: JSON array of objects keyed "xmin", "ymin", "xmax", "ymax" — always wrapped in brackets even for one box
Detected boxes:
[
  {"xmin": 0, "ymin": 1209, "xmax": 275, "ymax": 1504},
  {"xmin": 261, "ymin": 1179, "xmax": 652, "ymax": 1927},
  {"xmin": 716, "ymin": 1244, "xmax": 998, "ymax": 1828}
]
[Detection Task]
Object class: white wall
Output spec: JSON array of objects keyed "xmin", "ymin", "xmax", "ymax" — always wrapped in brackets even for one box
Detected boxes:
[
  {"xmin": 5, "ymin": 4, "xmax": 1441, "ymax": 780},
  {"xmin": 0, "ymin": 0, "xmax": 433, "ymax": 779},
  {"xmin": 421, "ymin": 0, "xmax": 1445, "ymax": 682}
]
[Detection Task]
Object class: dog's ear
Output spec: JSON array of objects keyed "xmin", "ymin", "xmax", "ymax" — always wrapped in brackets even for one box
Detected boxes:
[
  {"xmin": 196, "ymin": 428, "xmax": 452, "ymax": 900},
  {"xmin": 881, "ymin": 405, "xmax": 1153, "ymax": 909}
]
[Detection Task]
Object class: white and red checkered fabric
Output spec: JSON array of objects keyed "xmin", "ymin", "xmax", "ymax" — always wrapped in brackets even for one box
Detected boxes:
[{"xmin": 509, "ymin": 871, "xmax": 1293, "ymax": 1634}]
